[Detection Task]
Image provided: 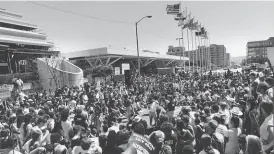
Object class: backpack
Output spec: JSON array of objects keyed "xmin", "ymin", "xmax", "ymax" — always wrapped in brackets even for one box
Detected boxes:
[{"xmin": 211, "ymin": 134, "xmax": 224, "ymax": 154}]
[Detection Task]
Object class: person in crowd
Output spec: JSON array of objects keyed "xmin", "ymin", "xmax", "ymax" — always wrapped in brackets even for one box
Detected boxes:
[
  {"xmin": 243, "ymin": 97, "xmax": 259, "ymax": 136},
  {"xmin": 103, "ymin": 130, "xmax": 123, "ymax": 154},
  {"xmin": 175, "ymin": 119, "xmax": 194, "ymax": 154},
  {"xmin": 61, "ymin": 108, "xmax": 73, "ymax": 140},
  {"xmin": 257, "ymin": 82, "xmax": 272, "ymax": 125},
  {"xmin": 259, "ymin": 102, "xmax": 274, "ymax": 152},
  {"xmin": 238, "ymin": 134, "xmax": 246, "ymax": 154},
  {"xmin": 199, "ymin": 133, "xmax": 220, "ymax": 154},
  {"xmin": 250, "ymin": 72, "xmax": 259, "ymax": 99},
  {"xmin": 182, "ymin": 145, "xmax": 194, "ymax": 154},
  {"xmin": 219, "ymin": 102, "xmax": 230, "ymax": 126},
  {"xmin": 245, "ymin": 135, "xmax": 265, "ymax": 154},
  {"xmin": 149, "ymin": 96, "xmax": 159, "ymax": 126},
  {"xmin": 161, "ymin": 122, "xmax": 177, "ymax": 154},
  {"xmin": 0, "ymin": 69, "xmax": 272, "ymax": 154},
  {"xmin": 205, "ymin": 120, "xmax": 225, "ymax": 154},
  {"xmin": 224, "ymin": 116, "xmax": 241, "ymax": 154}
]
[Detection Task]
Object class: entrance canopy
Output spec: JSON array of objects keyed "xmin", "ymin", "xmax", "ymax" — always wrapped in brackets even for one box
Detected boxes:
[{"xmin": 63, "ymin": 47, "xmax": 189, "ymax": 69}]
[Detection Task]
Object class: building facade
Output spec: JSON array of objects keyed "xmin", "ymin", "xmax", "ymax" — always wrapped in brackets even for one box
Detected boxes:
[
  {"xmin": 167, "ymin": 46, "xmax": 186, "ymax": 56},
  {"xmin": 167, "ymin": 45, "xmax": 210, "ymax": 68},
  {"xmin": 210, "ymin": 44, "xmax": 228, "ymax": 67},
  {"xmin": 246, "ymin": 37, "xmax": 274, "ymax": 64},
  {"xmin": 225, "ymin": 53, "xmax": 231, "ymax": 66},
  {"xmin": 0, "ymin": 8, "xmax": 61, "ymax": 97},
  {"xmin": 167, "ymin": 44, "xmax": 230, "ymax": 69}
]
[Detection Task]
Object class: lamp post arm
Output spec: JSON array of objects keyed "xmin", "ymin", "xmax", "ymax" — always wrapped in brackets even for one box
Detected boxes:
[{"xmin": 136, "ymin": 17, "xmax": 146, "ymax": 24}]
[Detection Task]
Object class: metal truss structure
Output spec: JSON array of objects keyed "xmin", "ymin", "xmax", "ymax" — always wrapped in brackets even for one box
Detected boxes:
[{"xmin": 84, "ymin": 55, "xmax": 122, "ymax": 69}]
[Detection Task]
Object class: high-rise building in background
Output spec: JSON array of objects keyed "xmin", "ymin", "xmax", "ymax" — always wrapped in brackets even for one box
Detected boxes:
[
  {"xmin": 167, "ymin": 45, "xmax": 211, "ymax": 69},
  {"xmin": 167, "ymin": 44, "xmax": 230, "ymax": 69},
  {"xmin": 225, "ymin": 53, "xmax": 231, "ymax": 66},
  {"xmin": 210, "ymin": 44, "xmax": 228, "ymax": 67},
  {"xmin": 246, "ymin": 37, "xmax": 274, "ymax": 64}
]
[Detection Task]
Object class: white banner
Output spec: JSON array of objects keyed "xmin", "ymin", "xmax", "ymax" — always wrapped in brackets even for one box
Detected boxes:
[
  {"xmin": 115, "ymin": 67, "xmax": 120, "ymax": 75},
  {"xmin": 267, "ymin": 47, "xmax": 274, "ymax": 65},
  {"xmin": 121, "ymin": 63, "xmax": 130, "ymax": 74}
]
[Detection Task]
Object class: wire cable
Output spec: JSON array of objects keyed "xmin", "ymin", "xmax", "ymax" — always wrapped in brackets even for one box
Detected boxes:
[
  {"xmin": 27, "ymin": 1, "xmax": 176, "ymax": 49},
  {"xmin": 27, "ymin": 1, "xmax": 134, "ymax": 25}
]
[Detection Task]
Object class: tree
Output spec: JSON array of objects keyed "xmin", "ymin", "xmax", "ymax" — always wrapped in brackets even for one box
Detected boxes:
[{"xmin": 44, "ymin": 56, "xmax": 64, "ymax": 88}]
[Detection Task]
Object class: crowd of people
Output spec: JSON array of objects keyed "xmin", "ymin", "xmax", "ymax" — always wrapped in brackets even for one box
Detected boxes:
[{"xmin": 0, "ymin": 68, "xmax": 273, "ymax": 154}]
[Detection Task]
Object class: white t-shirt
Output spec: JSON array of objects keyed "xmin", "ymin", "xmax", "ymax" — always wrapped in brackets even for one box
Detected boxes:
[
  {"xmin": 224, "ymin": 128, "xmax": 241, "ymax": 154},
  {"xmin": 260, "ymin": 114, "xmax": 273, "ymax": 151},
  {"xmin": 216, "ymin": 124, "xmax": 227, "ymax": 137},
  {"xmin": 149, "ymin": 101, "xmax": 158, "ymax": 113},
  {"xmin": 61, "ymin": 120, "xmax": 72, "ymax": 139},
  {"xmin": 72, "ymin": 144, "xmax": 102, "ymax": 154},
  {"xmin": 199, "ymin": 149, "xmax": 220, "ymax": 154},
  {"xmin": 267, "ymin": 87, "xmax": 273, "ymax": 100}
]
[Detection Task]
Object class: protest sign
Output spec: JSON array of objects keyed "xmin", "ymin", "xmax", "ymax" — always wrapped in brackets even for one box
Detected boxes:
[
  {"xmin": 267, "ymin": 47, "xmax": 274, "ymax": 66},
  {"xmin": 124, "ymin": 133, "xmax": 155, "ymax": 154}
]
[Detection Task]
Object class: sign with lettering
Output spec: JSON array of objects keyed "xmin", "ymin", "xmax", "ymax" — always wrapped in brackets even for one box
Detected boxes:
[
  {"xmin": 124, "ymin": 133, "xmax": 155, "ymax": 154},
  {"xmin": 0, "ymin": 84, "xmax": 12, "ymax": 98},
  {"xmin": 115, "ymin": 67, "xmax": 120, "ymax": 75},
  {"xmin": 121, "ymin": 63, "xmax": 130, "ymax": 74},
  {"xmin": 19, "ymin": 60, "xmax": 27, "ymax": 65}
]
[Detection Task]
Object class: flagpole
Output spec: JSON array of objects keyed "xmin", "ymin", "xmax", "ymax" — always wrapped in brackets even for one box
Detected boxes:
[
  {"xmin": 197, "ymin": 32, "xmax": 200, "ymax": 72},
  {"xmin": 200, "ymin": 33, "xmax": 204, "ymax": 73},
  {"xmin": 208, "ymin": 33, "xmax": 211, "ymax": 70},
  {"xmin": 190, "ymin": 22, "xmax": 194, "ymax": 73},
  {"xmin": 186, "ymin": 12, "xmax": 190, "ymax": 73},
  {"xmin": 182, "ymin": 7, "xmax": 187, "ymax": 72},
  {"xmin": 203, "ymin": 37, "xmax": 206, "ymax": 72},
  {"xmin": 199, "ymin": 34, "xmax": 203, "ymax": 73},
  {"xmin": 205, "ymin": 39, "xmax": 209, "ymax": 71},
  {"xmin": 194, "ymin": 30, "xmax": 198, "ymax": 72},
  {"xmin": 203, "ymin": 36, "xmax": 205, "ymax": 72},
  {"xmin": 206, "ymin": 34, "xmax": 209, "ymax": 71},
  {"xmin": 179, "ymin": 5, "xmax": 186, "ymax": 73}
]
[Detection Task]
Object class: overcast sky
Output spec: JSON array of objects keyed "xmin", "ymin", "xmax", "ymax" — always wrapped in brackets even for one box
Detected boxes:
[{"xmin": 1, "ymin": 1, "xmax": 274, "ymax": 57}]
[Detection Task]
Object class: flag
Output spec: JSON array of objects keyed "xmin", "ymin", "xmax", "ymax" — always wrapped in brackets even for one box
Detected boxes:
[
  {"xmin": 178, "ymin": 19, "xmax": 185, "ymax": 26},
  {"xmin": 202, "ymin": 31, "xmax": 208, "ymax": 39},
  {"xmin": 201, "ymin": 27, "xmax": 205, "ymax": 34},
  {"xmin": 174, "ymin": 10, "xmax": 186, "ymax": 21},
  {"xmin": 180, "ymin": 13, "xmax": 191, "ymax": 28},
  {"xmin": 182, "ymin": 24, "xmax": 188, "ymax": 29},
  {"xmin": 192, "ymin": 21, "xmax": 199, "ymax": 30},
  {"xmin": 199, "ymin": 27, "xmax": 208, "ymax": 38},
  {"xmin": 188, "ymin": 18, "xmax": 194, "ymax": 29},
  {"xmin": 195, "ymin": 32, "xmax": 201, "ymax": 36},
  {"xmin": 166, "ymin": 3, "xmax": 180, "ymax": 15},
  {"xmin": 196, "ymin": 23, "xmax": 201, "ymax": 31}
]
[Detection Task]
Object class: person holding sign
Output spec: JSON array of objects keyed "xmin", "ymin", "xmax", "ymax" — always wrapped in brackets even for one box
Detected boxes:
[
  {"xmin": 123, "ymin": 122, "xmax": 155, "ymax": 154},
  {"xmin": 160, "ymin": 122, "xmax": 177, "ymax": 154}
]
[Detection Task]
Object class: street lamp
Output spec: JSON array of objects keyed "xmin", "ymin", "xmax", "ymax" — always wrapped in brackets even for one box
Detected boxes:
[{"xmin": 136, "ymin": 15, "xmax": 152, "ymax": 77}]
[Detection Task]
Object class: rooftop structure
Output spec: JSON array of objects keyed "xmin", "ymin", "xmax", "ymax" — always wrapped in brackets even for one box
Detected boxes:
[
  {"xmin": 63, "ymin": 47, "xmax": 189, "ymax": 76},
  {"xmin": 246, "ymin": 37, "xmax": 274, "ymax": 64},
  {"xmin": 0, "ymin": 8, "xmax": 59, "ymax": 84}
]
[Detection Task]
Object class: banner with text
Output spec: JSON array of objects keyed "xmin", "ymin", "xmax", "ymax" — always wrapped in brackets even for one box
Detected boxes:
[
  {"xmin": 121, "ymin": 63, "xmax": 130, "ymax": 74},
  {"xmin": 115, "ymin": 67, "xmax": 121, "ymax": 75}
]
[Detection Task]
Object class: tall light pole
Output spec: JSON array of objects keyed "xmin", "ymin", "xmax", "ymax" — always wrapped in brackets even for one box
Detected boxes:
[{"xmin": 136, "ymin": 15, "xmax": 152, "ymax": 77}]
